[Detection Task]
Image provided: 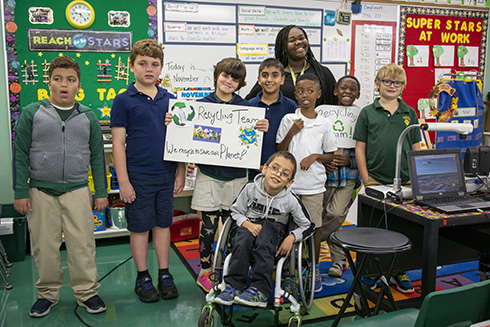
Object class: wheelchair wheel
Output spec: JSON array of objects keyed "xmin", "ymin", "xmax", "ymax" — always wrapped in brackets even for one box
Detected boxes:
[
  {"xmin": 198, "ymin": 310, "xmax": 214, "ymax": 327},
  {"xmin": 297, "ymin": 238, "xmax": 315, "ymax": 309},
  {"xmin": 212, "ymin": 218, "xmax": 235, "ymax": 285}
]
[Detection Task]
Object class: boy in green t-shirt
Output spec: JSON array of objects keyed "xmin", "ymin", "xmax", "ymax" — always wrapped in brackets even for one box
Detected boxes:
[{"xmin": 353, "ymin": 63, "xmax": 421, "ymax": 293}]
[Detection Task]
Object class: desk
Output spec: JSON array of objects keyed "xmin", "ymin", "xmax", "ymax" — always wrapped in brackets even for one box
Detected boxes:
[{"xmin": 357, "ymin": 194, "xmax": 490, "ymax": 301}]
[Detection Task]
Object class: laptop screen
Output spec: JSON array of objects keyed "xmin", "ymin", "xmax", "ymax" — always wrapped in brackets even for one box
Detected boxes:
[{"xmin": 408, "ymin": 149, "xmax": 465, "ymax": 199}]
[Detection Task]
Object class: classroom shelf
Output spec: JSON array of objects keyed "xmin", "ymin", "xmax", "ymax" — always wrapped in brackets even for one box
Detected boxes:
[{"xmin": 94, "ymin": 226, "xmax": 130, "ymax": 239}]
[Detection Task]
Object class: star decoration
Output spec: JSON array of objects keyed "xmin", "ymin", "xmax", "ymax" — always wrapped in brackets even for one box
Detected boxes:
[
  {"xmin": 76, "ymin": 53, "xmax": 81, "ymax": 57},
  {"xmin": 111, "ymin": 54, "xmax": 116, "ymax": 58},
  {"xmin": 85, "ymin": 61, "xmax": 90, "ymax": 66},
  {"xmin": 38, "ymin": 52, "xmax": 43, "ymax": 57},
  {"xmin": 58, "ymin": 53, "xmax": 64, "ymax": 57},
  {"xmin": 98, "ymin": 103, "xmax": 111, "ymax": 118}
]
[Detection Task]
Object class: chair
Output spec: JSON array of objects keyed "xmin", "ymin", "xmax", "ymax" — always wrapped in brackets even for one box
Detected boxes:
[
  {"xmin": 199, "ymin": 218, "xmax": 316, "ymax": 327},
  {"xmin": 341, "ymin": 279, "xmax": 490, "ymax": 327},
  {"xmin": 329, "ymin": 227, "xmax": 413, "ymax": 327}
]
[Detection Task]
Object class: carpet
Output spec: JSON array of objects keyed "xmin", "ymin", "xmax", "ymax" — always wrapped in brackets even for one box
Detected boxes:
[{"xmin": 171, "ymin": 236, "xmax": 481, "ymax": 327}]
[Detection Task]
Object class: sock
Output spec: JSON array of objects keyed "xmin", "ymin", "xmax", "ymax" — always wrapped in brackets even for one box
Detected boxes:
[
  {"xmin": 137, "ymin": 269, "xmax": 150, "ymax": 279},
  {"xmin": 159, "ymin": 268, "xmax": 169, "ymax": 277},
  {"xmin": 199, "ymin": 268, "xmax": 212, "ymax": 276}
]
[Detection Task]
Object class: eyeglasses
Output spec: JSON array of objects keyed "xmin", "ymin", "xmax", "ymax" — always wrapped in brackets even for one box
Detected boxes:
[
  {"xmin": 267, "ymin": 165, "xmax": 291, "ymax": 180},
  {"xmin": 378, "ymin": 79, "xmax": 404, "ymax": 88}
]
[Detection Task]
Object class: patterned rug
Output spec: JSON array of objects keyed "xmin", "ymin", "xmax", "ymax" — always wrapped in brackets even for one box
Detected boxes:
[{"xmin": 171, "ymin": 234, "xmax": 481, "ymax": 326}]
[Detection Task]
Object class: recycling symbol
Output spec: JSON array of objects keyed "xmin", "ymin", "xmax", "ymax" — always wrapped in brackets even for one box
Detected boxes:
[{"xmin": 333, "ymin": 120, "xmax": 344, "ymax": 132}]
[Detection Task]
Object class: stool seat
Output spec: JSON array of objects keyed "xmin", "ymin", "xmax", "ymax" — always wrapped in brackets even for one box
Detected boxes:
[
  {"xmin": 330, "ymin": 227, "xmax": 412, "ymax": 254},
  {"xmin": 329, "ymin": 227, "xmax": 413, "ymax": 327}
]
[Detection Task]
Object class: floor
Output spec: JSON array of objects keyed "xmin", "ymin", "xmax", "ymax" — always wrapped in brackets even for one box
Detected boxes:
[{"xmin": 0, "ymin": 238, "xmax": 340, "ymax": 327}]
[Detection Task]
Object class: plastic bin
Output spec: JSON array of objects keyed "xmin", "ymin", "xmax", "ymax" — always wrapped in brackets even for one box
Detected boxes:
[
  {"xmin": 0, "ymin": 204, "xmax": 27, "ymax": 262},
  {"xmin": 170, "ymin": 219, "xmax": 200, "ymax": 242},
  {"xmin": 88, "ymin": 169, "xmax": 111, "ymax": 193}
]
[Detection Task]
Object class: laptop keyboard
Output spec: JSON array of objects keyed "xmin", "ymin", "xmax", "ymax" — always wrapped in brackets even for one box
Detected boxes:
[{"xmin": 417, "ymin": 195, "xmax": 483, "ymax": 207}]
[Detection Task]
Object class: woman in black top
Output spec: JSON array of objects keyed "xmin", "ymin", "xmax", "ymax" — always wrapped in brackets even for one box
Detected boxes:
[{"xmin": 246, "ymin": 25, "xmax": 337, "ymax": 106}]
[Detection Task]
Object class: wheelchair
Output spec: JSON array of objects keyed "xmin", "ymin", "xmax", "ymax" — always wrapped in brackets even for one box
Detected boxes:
[{"xmin": 198, "ymin": 218, "xmax": 316, "ymax": 327}]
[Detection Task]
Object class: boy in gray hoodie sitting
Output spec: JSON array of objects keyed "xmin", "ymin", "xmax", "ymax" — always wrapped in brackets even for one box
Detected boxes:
[{"xmin": 214, "ymin": 151, "xmax": 315, "ymax": 307}]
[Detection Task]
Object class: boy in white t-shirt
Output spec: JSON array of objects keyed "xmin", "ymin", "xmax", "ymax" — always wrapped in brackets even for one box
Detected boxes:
[{"xmin": 276, "ymin": 74, "xmax": 337, "ymax": 293}]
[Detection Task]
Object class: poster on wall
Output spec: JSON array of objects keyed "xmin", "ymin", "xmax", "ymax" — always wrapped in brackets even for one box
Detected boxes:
[
  {"xmin": 398, "ymin": 6, "xmax": 488, "ymax": 112},
  {"xmin": 164, "ymin": 100, "xmax": 265, "ymax": 169}
]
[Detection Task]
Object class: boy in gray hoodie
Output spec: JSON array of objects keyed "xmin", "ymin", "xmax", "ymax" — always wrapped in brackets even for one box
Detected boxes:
[{"xmin": 214, "ymin": 151, "xmax": 314, "ymax": 307}]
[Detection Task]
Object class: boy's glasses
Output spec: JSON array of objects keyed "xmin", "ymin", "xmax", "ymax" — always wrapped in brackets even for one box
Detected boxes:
[
  {"xmin": 378, "ymin": 79, "xmax": 404, "ymax": 88},
  {"xmin": 267, "ymin": 165, "xmax": 291, "ymax": 180}
]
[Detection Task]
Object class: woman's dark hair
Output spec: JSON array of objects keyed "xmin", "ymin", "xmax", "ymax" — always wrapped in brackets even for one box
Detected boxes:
[{"xmin": 275, "ymin": 25, "xmax": 332, "ymax": 104}]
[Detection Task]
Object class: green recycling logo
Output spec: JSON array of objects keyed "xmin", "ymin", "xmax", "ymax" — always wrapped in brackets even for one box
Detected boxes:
[
  {"xmin": 333, "ymin": 120, "xmax": 344, "ymax": 132},
  {"xmin": 171, "ymin": 101, "xmax": 195, "ymax": 126}
]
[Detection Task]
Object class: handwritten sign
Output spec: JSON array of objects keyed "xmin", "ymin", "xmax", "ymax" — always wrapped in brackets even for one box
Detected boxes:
[
  {"xmin": 164, "ymin": 23, "xmax": 236, "ymax": 43},
  {"xmin": 238, "ymin": 7, "xmax": 322, "ymax": 27},
  {"xmin": 165, "ymin": 100, "xmax": 265, "ymax": 169},
  {"xmin": 315, "ymin": 105, "xmax": 361, "ymax": 148}
]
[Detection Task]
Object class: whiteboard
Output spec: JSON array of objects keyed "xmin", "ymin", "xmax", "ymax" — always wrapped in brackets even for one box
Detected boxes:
[{"xmin": 159, "ymin": 0, "xmax": 400, "ymax": 102}]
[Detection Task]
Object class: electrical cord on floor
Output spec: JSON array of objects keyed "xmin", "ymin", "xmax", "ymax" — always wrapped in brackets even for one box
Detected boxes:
[{"xmin": 74, "ymin": 255, "xmax": 133, "ymax": 327}]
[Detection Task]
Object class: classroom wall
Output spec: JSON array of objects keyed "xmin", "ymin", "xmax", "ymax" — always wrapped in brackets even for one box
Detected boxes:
[{"xmin": 0, "ymin": 0, "xmax": 489, "ymax": 205}]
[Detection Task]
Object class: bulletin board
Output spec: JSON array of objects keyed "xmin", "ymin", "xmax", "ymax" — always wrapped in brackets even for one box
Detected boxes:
[
  {"xmin": 399, "ymin": 6, "xmax": 488, "ymax": 109},
  {"xmin": 4, "ymin": 0, "xmax": 154, "ymax": 136}
]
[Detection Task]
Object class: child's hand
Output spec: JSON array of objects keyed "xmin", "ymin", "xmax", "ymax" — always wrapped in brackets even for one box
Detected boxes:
[
  {"xmin": 255, "ymin": 119, "xmax": 269, "ymax": 132},
  {"xmin": 174, "ymin": 172, "xmax": 185, "ymax": 194},
  {"xmin": 324, "ymin": 162, "xmax": 337, "ymax": 173},
  {"xmin": 119, "ymin": 181, "xmax": 136, "ymax": 203},
  {"xmin": 333, "ymin": 154, "xmax": 350, "ymax": 167},
  {"xmin": 164, "ymin": 112, "xmax": 173, "ymax": 126},
  {"xmin": 276, "ymin": 234, "xmax": 295, "ymax": 257},
  {"xmin": 94, "ymin": 197, "xmax": 109, "ymax": 211},
  {"xmin": 14, "ymin": 198, "xmax": 31, "ymax": 215},
  {"xmin": 300, "ymin": 154, "xmax": 319, "ymax": 170},
  {"xmin": 289, "ymin": 119, "xmax": 304, "ymax": 136},
  {"xmin": 242, "ymin": 220, "xmax": 262, "ymax": 237}
]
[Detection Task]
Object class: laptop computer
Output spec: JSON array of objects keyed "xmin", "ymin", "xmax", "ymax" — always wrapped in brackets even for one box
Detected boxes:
[{"xmin": 408, "ymin": 148, "xmax": 490, "ymax": 213}]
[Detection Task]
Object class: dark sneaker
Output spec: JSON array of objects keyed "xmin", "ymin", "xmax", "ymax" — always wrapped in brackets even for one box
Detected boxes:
[
  {"xmin": 135, "ymin": 275, "xmax": 160, "ymax": 303},
  {"xmin": 214, "ymin": 285, "xmax": 240, "ymax": 305},
  {"xmin": 390, "ymin": 273, "xmax": 414, "ymax": 293},
  {"xmin": 361, "ymin": 276, "xmax": 381, "ymax": 290},
  {"xmin": 77, "ymin": 295, "xmax": 106, "ymax": 314},
  {"xmin": 234, "ymin": 286, "xmax": 268, "ymax": 308},
  {"xmin": 29, "ymin": 298, "xmax": 57, "ymax": 317},
  {"xmin": 158, "ymin": 274, "xmax": 178, "ymax": 299}
]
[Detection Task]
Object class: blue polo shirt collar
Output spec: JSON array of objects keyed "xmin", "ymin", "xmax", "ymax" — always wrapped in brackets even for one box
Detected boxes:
[
  {"xmin": 126, "ymin": 82, "xmax": 168, "ymax": 100},
  {"xmin": 256, "ymin": 91, "xmax": 286, "ymax": 106}
]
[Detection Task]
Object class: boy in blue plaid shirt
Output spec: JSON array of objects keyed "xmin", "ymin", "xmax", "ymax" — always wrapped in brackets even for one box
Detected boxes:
[{"xmin": 321, "ymin": 76, "xmax": 361, "ymax": 278}]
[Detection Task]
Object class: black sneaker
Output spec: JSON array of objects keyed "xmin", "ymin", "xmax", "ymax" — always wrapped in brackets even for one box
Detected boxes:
[
  {"xmin": 135, "ymin": 275, "xmax": 160, "ymax": 303},
  {"xmin": 29, "ymin": 298, "xmax": 57, "ymax": 317},
  {"xmin": 158, "ymin": 274, "xmax": 178, "ymax": 299},
  {"xmin": 77, "ymin": 295, "xmax": 107, "ymax": 314}
]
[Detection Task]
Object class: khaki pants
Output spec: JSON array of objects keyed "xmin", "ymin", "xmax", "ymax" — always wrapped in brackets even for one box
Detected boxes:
[
  {"xmin": 27, "ymin": 187, "xmax": 100, "ymax": 302},
  {"xmin": 321, "ymin": 180, "xmax": 358, "ymax": 263}
]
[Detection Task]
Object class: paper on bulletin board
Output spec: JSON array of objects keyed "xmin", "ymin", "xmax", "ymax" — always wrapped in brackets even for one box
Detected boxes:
[
  {"xmin": 315, "ymin": 105, "xmax": 361, "ymax": 148},
  {"xmin": 164, "ymin": 100, "xmax": 265, "ymax": 169}
]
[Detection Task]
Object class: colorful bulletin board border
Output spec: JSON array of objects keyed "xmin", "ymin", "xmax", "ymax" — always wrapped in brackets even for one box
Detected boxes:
[
  {"xmin": 398, "ymin": 6, "xmax": 488, "ymax": 147},
  {"xmin": 4, "ymin": 0, "xmax": 160, "ymax": 142},
  {"xmin": 398, "ymin": 6, "xmax": 489, "ymax": 77}
]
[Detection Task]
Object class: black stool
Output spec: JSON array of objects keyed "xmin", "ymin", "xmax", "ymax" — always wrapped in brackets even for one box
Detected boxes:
[{"xmin": 329, "ymin": 227, "xmax": 412, "ymax": 327}]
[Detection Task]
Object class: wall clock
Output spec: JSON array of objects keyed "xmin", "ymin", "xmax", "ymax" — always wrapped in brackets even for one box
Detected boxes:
[{"xmin": 65, "ymin": 0, "xmax": 95, "ymax": 29}]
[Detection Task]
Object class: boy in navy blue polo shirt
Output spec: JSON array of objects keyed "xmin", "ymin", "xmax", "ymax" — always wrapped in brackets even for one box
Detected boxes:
[
  {"xmin": 248, "ymin": 58, "xmax": 297, "ymax": 180},
  {"xmin": 111, "ymin": 39, "xmax": 185, "ymax": 303}
]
